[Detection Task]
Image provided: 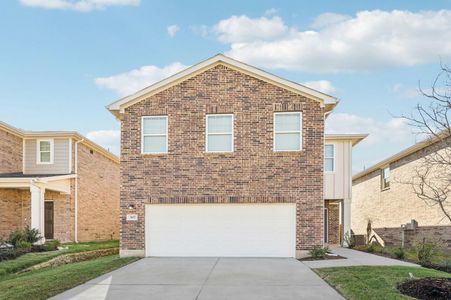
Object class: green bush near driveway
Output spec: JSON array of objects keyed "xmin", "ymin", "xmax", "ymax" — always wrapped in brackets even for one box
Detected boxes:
[
  {"xmin": 315, "ymin": 266, "xmax": 451, "ymax": 300},
  {"xmin": 0, "ymin": 255, "xmax": 139, "ymax": 300}
]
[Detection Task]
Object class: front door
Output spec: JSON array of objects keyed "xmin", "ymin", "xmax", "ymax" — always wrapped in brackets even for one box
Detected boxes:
[{"xmin": 44, "ymin": 202, "xmax": 54, "ymax": 240}]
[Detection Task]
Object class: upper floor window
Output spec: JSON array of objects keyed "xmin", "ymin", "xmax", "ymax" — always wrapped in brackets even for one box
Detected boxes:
[
  {"xmin": 142, "ymin": 116, "xmax": 168, "ymax": 154},
  {"xmin": 37, "ymin": 139, "xmax": 53, "ymax": 164},
  {"xmin": 206, "ymin": 114, "xmax": 234, "ymax": 152},
  {"xmin": 274, "ymin": 112, "xmax": 302, "ymax": 151},
  {"xmin": 325, "ymin": 144, "xmax": 335, "ymax": 172},
  {"xmin": 381, "ymin": 166, "xmax": 390, "ymax": 190}
]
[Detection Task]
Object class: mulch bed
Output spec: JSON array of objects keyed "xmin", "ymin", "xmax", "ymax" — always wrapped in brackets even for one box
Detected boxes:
[
  {"xmin": 299, "ymin": 254, "xmax": 346, "ymax": 261},
  {"xmin": 398, "ymin": 278, "xmax": 451, "ymax": 300}
]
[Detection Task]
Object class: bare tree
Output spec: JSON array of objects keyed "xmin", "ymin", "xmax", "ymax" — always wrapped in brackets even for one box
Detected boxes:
[{"xmin": 401, "ymin": 63, "xmax": 451, "ymax": 222}]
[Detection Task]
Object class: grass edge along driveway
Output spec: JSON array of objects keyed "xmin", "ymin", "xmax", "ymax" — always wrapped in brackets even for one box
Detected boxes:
[
  {"xmin": 315, "ymin": 265, "xmax": 451, "ymax": 300},
  {"xmin": 0, "ymin": 254, "xmax": 139, "ymax": 300},
  {"xmin": 0, "ymin": 240, "xmax": 119, "ymax": 278}
]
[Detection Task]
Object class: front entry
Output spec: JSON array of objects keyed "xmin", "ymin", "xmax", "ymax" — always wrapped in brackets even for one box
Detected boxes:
[{"xmin": 44, "ymin": 201, "xmax": 54, "ymax": 240}]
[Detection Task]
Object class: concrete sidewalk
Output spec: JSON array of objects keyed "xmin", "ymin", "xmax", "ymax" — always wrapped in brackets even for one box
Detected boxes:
[
  {"xmin": 302, "ymin": 247, "xmax": 419, "ymax": 269},
  {"xmin": 51, "ymin": 257, "xmax": 344, "ymax": 300}
]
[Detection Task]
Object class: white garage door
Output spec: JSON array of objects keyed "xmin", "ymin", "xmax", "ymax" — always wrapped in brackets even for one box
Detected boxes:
[{"xmin": 145, "ymin": 203, "xmax": 296, "ymax": 257}]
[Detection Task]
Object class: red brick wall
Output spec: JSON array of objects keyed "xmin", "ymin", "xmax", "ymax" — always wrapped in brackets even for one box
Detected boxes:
[
  {"xmin": 120, "ymin": 65, "xmax": 324, "ymax": 252},
  {"xmin": 0, "ymin": 189, "xmax": 28, "ymax": 239},
  {"xmin": 76, "ymin": 143, "xmax": 120, "ymax": 241},
  {"xmin": 325, "ymin": 200, "xmax": 340, "ymax": 245},
  {"xmin": 45, "ymin": 190, "xmax": 72, "ymax": 242},
  {"xmin": 0, "ymin": 128, "xmax": 22, "ymax": 173}
]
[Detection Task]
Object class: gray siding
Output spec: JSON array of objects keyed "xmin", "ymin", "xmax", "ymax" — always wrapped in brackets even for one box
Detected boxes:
[
  {"xmin": 324, "ymin": 140, "xmax": 352, "ymax": 200},
  {"xmin": 23, "ymin": 138, "xmax": 71, "ymax": 174}
]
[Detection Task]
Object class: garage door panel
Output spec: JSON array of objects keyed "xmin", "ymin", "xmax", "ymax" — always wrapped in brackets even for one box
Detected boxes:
[{"xmin": 145, "ymin": 204, "xmax": 296, "ymax": 257}]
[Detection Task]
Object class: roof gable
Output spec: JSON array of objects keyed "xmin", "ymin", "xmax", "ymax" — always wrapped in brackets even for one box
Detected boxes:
[{"xmin": 107, "ymin": 54, "xmax": 338, "ymax": 119}]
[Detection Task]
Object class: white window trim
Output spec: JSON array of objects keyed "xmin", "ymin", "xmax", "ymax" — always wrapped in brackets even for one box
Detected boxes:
[
  {"xmin": 273, "ymin": 112, "xmax": 303, "ymax": 152},
  {"xmin": 324, "ymin": 143, "xmax": 335, "ymax": 173},
  {"xmin": 141, "ymin": 116, "xmax": 168, "ymax": 154},
  {"xmin": 36, "ymin": 139, "xmax": 54, "ymax": 165},
  {"xmin": 381, "ymin": 166, "xmax": 391, "ymax": 190},
  {"xmin": 206, "ymin": 114, "xmax": 234, "ymax": 153}
]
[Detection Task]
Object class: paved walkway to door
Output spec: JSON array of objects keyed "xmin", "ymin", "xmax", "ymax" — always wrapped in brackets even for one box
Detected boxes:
[
  {"xmin": 51, "ymin": 257, "xmax": 344, "ymax": 300},
  {"xmin": 302, "ymin": 247, "xmax": 419, "ymax": 269}
]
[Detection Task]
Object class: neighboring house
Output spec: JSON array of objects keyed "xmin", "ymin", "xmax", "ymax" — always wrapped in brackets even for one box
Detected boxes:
[
  {"xmin": 0, "ymin": 121, "xmax": 120, "ymax": 243},
  {"xmin": 107, "ymin": 54, "xmax": 366, "ymax": 258},
  {"xmin": 352, "ymin": 134, "xmax": 451, "ymax": 248}
]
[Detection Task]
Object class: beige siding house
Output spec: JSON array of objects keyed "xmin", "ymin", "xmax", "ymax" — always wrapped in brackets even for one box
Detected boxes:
[
  {"xmin": 324, "ymin": 135, "xmax": 365, "ymax": 245},
  {"xmin": 352, "ymin": 134, "xmax": 451, "ymax": 247},
  {"xmin": 0, "ymin": 121, "xmax": 120, "ymax": 242},
  {"xmin": 107, "ymin": 54, "xmax": 366, "ymax": 258}
]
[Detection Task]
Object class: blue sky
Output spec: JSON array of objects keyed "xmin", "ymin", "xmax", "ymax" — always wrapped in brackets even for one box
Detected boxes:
[{"xmin": 1, "ymin": 0, "xmax": 451, "ymax": 173}]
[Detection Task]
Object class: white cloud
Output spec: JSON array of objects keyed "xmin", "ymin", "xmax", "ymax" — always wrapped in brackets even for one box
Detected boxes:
[
  {"xmin": 301, "ymin": 80, "xmax": 336, "ymax": 94},
  {"xmin": 264, "ymin": 8, "xmax": 278, "ymax": 16},
  {"xmin": 309, "ymin": 12, "xmax": 351, "ymax": 29},
  {"xmin": 213, "ymin": 15, "xmax": 288, "ymax": 43},
  {"xmin": 209, "ymin": 10, "xmax": 451, "ymax": 72},
  {"xmin": 19, "ymin": 0, "xmax": 140, "ymax": 12},
  {"xmin": 326, "ymin": 113, "xmax": 413, "ymax": 146},
  {"xmin": 95, "ymin": 62, "xmax": 189, "ymax": 96},
  {"xmin": 167, "ymin": 24, "xmax": 180, "ymax": 38},
  {"xmin": 86, "ymin": 130, "xmax": 120, "ymax": 156}
]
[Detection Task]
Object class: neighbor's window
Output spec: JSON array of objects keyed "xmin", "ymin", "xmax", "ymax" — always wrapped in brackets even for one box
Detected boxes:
[
  {"xmin": 142, "ymin": 116, "xmax": 168, "ymax": 154},
  {"xmin": 325, "ymin": 144, "xmax": 335, "ymax": 172},
  {"xmin": 37, "ymin": 139, "xmax": 53, "ymax": 164},
  {"xmin": 206, "ymin": 114, "xmax": 234, "ymax": 152},
  {"xmin": 382, "ymin": 166, "xmax": 390, "ymax": 190},
  {"xmin": 274, "ymin": 112, "xmax": 302, "ymax": 151}
]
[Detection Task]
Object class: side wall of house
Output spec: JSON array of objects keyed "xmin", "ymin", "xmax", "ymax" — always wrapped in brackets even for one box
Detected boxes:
[
  {"xmin": 352, "ymin": 138, "xmax": 451, "ymax": 237},
  {"xmin": 324, "ymin": 140, "xmax": 352, "ymax": 200},
  {"xmin": 76, "ymin": 143, "xmax": 120, "ymax": 241},
  {"xmin": 121, "ymin": 65, "xmax": 325, "ymax": 253},
  {"xmin": 23, "ymin": 138, "xmax": 71, "ymax": 175},
  {"xmin": 0, "ymin": 128, "xmax": 22, "ymax": 173}
]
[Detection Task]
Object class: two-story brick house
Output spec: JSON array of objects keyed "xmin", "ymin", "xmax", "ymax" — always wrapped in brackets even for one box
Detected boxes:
[
  {"xmin": 0, "ymin": 121, "xmax": 120, "ymax": 242},
  {"xmin": 108, "ymin": 54, "xmax": 366, "ymax": 258}
]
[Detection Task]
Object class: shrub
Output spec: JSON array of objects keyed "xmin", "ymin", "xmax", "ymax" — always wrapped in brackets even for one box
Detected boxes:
[
  {"xmin": 343, "ymin": 232, "xmax": 356, "ymax": 249},
  {"xmin": 15, "ymin": 241, "xmax": 32, "ymax": 252},
  {"xmin": 23, "ymin": 227, "xmax": 42, "ymax": 244},
  {"xmin": 413, "ymin": 236, "xmax": 443, "ymax": 265},
  {"xmin": 8, "ymin": 229, "xmax": 26, "ymax": 247},
  {"xmin": 42, "ymin": 240, "xmax": 61, "ymax": 251},
  {"xmin": 8, "ymin": 227, "xmax": 42, "ymax": 247},
  {"xmin": 0, "ymin": 248, "xmax": 21, "ymax": 262},
  {"xmin": 393, "ymin": 247, "xmax": 406, "ymax": 259},
  {"xmin": 309, "ymin": 245, "xmax": 330, "ymax": 259}
]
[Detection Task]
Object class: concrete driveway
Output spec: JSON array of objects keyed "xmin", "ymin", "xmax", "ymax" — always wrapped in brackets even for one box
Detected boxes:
[{"xmin": 52, "ymin": 258, "xmax": 343, "ymax": 300}]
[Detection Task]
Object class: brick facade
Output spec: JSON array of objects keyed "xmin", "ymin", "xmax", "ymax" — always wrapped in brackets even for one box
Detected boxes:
[
  {"xmin": 352, "ymin": 136, "xmax": 451, "ymax": 240},
  {"xmin": 0, "ymin": 128, "xmax": 22, "ymax": 173},
  {"xmin": 325, "ymin": 200, "xmax": 340, "ymax": 245},
  {"xmin": 373, "ymin": 225, "xmax": 451, "ymax": 250},
  {"xmin": 120, "ymin": 64, "xmax": 325, "ymax": 252},
  {"xmin": 77, "ymin": 143, "xmax": 120, "ymax": 241}
]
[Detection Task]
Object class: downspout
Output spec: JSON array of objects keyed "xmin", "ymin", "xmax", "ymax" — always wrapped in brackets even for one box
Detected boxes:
[{"xmin": 74, "ymin": 138, "xmax": 84, "ymax": 243}]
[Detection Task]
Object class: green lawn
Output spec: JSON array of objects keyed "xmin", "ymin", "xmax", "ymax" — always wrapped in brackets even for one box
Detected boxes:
[
  {"xmin": 0, "ymin": 255, "xmax": 139, "ymax": 300},
  {"xmin": 315, "ymin": 266, "xmax": 451, "ymax": 300},
  {"xmin": 0, "ymin": 240, "xmax": 119, "ymax": 279}
]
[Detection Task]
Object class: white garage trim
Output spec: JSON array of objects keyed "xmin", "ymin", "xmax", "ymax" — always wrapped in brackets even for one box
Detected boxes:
[{"xmin": 145, "ymin": 203, "xmax": 296, "ymax": 257}]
